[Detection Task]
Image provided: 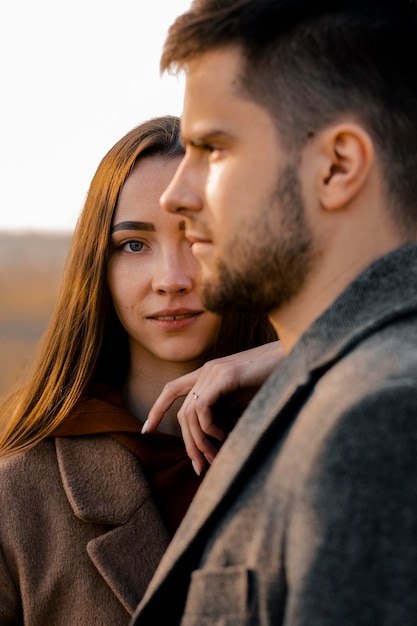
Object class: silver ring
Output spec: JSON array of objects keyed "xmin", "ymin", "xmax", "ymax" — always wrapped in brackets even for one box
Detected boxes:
[{"xmin": 192, "ymin": 392, "xmax": 199, "ymax": 400}]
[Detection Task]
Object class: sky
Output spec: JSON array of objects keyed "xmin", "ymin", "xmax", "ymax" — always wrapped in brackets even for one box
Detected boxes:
[{"xmin": 0, "ymin": 0, "xmax": 191, "ymax": 232}]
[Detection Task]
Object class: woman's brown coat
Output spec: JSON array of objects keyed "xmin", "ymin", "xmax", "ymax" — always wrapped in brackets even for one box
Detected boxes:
[{"xmin": 0, "ymin": 433, "xmax": 170, "ymax": 625}]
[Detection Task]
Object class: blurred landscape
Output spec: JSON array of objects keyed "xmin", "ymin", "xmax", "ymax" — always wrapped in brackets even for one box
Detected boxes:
[{"xmin": 0, "ymin": 231, "xmax": 72, "ymax": 399}]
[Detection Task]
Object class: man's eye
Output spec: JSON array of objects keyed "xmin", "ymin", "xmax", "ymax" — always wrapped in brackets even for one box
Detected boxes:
[{"xmin": 205, "ymin": 144, "xmax": 221, "ymax": 154}]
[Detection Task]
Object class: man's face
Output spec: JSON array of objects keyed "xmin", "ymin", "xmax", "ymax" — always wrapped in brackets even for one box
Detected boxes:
[{"xmin": 161, "ymin": 46, "xmax": 316, "ymax": 316}]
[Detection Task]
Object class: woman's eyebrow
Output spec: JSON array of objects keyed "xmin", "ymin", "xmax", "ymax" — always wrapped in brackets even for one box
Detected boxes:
[
  {"xmin": 111, "ymin": 220, "xmax": 186, "ymax": 233},
  {"xmin": 111, "ymin": 221, "xmax": 155, "ymax": 234}
]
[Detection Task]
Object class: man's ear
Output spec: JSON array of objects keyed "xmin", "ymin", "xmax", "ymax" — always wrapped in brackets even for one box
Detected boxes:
[{"xmin": 317, "ymin": 123, "xmax": 374, "ymax": 211}]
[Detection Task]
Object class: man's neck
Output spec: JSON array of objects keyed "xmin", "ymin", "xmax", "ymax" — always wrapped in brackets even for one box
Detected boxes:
[{"xmin": 270, "ymin": 237, "xmax": 407, "ymax": 355}]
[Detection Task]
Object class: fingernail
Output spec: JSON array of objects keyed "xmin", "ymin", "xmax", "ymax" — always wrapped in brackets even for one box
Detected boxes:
[
  {"xmin": 192, "ymin": 461, "xmax": 201, "ymax": 476},
  {"xmin": 141, "ymin": 420, "xmax": 149, "ymax": 435}
]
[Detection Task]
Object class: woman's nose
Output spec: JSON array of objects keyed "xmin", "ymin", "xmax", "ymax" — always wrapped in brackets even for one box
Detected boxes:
[{"xmin": 152, "ymin": 252, "xmax": 194, "ymax": 295}]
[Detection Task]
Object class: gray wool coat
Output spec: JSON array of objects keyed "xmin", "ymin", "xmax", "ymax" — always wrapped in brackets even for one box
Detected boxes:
[
  {"xmin": 132, "ymin": 243, "xmax": 417, "ymax": 626},
  {"xmin": 0, "ymin": 434, "xmax": 170, "ymax": 625}
]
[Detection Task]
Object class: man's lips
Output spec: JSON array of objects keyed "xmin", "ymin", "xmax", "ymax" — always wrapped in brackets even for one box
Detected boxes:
[{"xmin": 185, "ymin": 231, "xmax": 212, "ymax": 245}]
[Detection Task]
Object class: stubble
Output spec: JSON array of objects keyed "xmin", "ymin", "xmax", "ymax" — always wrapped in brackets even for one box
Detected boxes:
[{"xmin": 199, "ymin": 163, "xmax": 317, "ymax": 315}]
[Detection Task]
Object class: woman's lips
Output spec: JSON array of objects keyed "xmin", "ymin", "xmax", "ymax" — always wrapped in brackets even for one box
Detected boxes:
[
  {"xmin": 151, "ymin": 312, "xmax": 197, "ymax": 321},
  {"xmin": 147, "ymin": 311, "xmax": 203, "ymax": 330}
]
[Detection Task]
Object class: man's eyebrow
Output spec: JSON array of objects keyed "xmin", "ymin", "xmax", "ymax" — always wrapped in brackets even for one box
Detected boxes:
[
  {"xmin": 111, "ymin": 221, "xmax": 155, "ymax": 234},
  {"xmin": 182, "ymin": 130, "xmax": 227, "ymax": 147}
]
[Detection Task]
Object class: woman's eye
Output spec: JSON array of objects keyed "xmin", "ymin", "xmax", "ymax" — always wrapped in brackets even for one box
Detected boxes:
[
  {"xmin": 118, "ymin": 240, "xmax": 145, "ymax": 253},
  {"xmin": 128, "ymin": 241, "xmax": 143, "ymax": 252}
]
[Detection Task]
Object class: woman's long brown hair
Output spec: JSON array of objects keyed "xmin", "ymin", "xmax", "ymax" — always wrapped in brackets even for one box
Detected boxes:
[{"xmin": 0, "ymin": 115, "xmax": 276, "ymax": 458}]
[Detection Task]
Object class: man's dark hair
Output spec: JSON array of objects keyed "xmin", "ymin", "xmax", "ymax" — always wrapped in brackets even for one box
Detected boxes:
[{"xmin": 162, "ymin": 0, "xmax": 417, "ymax": 232}]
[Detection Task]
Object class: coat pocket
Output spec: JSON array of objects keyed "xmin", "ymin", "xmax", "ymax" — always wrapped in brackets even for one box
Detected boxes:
[{"xmin": 181, "ymin": 565, "xmax": 257, "ymax": 626}]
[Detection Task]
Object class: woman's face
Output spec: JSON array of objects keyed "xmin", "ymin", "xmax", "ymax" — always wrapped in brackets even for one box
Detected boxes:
[{"xmin": 108, "ymin": 155, "xmax": 222, "ymax": 369}]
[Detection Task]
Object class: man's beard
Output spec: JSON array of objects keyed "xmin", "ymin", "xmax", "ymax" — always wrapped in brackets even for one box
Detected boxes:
[{"xmin": 199, "ymin": 163, "xmax": 317, "ymax": 315}]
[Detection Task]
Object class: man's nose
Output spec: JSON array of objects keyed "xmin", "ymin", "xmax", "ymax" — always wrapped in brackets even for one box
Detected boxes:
[{"xmin": 160, "ymin": 157, "xmax": 203, "ymax": 215}]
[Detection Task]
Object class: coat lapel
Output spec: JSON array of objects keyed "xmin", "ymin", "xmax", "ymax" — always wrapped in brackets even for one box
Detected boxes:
[
  {"xmin": 181, "ymin": 343, "xmax": 311, "ymax": 532},
  {"xmin": 55, "ymin": 436, "xmax": 170, "ymax": 614}
]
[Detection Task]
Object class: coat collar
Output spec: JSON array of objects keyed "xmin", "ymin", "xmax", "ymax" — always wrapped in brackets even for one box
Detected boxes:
[
  {"xmin": 135, "ymin": 243, "xmax": 417, "ymax": 621},
  {"xmin": 56, "ymin": 435, "xmax": 169, "ymax": 614}
]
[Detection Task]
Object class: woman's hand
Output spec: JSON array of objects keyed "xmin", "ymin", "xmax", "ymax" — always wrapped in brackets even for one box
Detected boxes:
[{"xmin": 142, "ymin": 341, "xmax": 285, "ymax": 475}]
